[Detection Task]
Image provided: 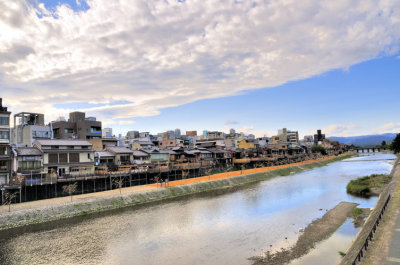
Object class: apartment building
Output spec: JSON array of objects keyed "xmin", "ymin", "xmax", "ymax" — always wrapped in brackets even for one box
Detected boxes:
[
  {"xmin": 13, "ymin": 112, "xmax": 51, "ymax": 147},
  {"xmin": 51, "ymin": 112, "xmax": 102, "ymax": 140}
]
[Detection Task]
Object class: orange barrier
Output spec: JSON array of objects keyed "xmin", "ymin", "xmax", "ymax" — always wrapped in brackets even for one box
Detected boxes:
[{"xmin": 148, "ymin": 155, "xmax": 342, "ymax": 188}]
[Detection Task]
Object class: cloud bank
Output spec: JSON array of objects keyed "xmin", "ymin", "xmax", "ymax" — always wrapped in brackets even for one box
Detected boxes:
[{"xmin": 0, "ymin": 0, "xmax": 400, "ymax": 124}]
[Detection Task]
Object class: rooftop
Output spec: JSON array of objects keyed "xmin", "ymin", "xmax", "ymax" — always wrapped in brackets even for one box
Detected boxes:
[
  {"xmin": 96, "ymin": 151, "xmax": 115, "ymax": 157},
  {"xmin": 16, "ymin": 147, "xmax": 42, "ymax": 156},
  {"xmin": 106, "ymin": 146, "xmax": 134, "ymax": 154},
  {"xmin": 35, "ymin": 139, "xmax": 92, "ymax": 146}
]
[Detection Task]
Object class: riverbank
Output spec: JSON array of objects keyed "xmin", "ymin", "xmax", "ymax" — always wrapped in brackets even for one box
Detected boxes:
[
  {"xmin": 346, "ymin": 174, "xmax": 392, "ymax": 197},
  {"xmin": 250, "ymin": 202, "xmax": 359, "ymax": 265},
  {"xmin": 338, "ymin": 156, "xmax": 399, "ymax": 265},
  {"xmin": 0, "ymin": 153, "xmax": 353, "ymax": 232}
]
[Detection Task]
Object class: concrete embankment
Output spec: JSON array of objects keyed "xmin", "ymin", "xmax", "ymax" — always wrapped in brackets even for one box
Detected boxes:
[
  {"xmin": 0, "ymin": 154, "xmax": 353, "ymax": 232},
  {"xmin": 337, "ymin": 156, "xmax": 399, "ymax": 265}
]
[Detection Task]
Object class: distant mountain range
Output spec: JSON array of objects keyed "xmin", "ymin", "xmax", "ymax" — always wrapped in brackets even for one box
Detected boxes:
[{"xmin": 329, "ymin": 133, "xmax": 397, "ymax": 146}]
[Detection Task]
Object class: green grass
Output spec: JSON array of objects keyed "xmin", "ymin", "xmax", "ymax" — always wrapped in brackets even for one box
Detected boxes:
[
  {"xmin": 351, "ymin": 207, "xmax": 364, "ymax": 224},
  {"xmin": 346, "ymin": 174, "xmax": 392, "ymax": 196}
]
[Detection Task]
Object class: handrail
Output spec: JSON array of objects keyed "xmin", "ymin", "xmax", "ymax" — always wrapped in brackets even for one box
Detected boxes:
[{"xmin": 351, "ymin": 194, "xmax": 391, "ymax": 265}]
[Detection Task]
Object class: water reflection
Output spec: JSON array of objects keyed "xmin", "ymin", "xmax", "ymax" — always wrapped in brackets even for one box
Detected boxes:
[
  {"xmin": 0, "ymin": 154, "xmax": 395, "ymax": 265},
  {"xmin": 289, "ymin": 219, "xmax": 359, "ymax": 265}
]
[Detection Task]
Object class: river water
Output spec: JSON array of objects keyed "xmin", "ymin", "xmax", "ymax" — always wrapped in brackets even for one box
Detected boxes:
[{"xmin": 0, "ymin": 153, "xmax": 395, "ymax": 265}]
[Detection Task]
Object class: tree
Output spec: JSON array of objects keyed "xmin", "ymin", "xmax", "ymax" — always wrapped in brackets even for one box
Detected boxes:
[
  {"xmin": 311, "ymin": 146, "xmax": 327, "ymax": 155},
  {"xmin": 62, "ymin": 182, "xmax": 78, "ymax": 202},
  {"xmin": 381, "ymin": 141, "xmax": 387, "ymax": 147},
  {"xmin": 112, "ymin": 178, "xmax": 124, "ymax": 194},
  {"xmin": 2, "ymin": 191, "xmax": 19, "ymax": 212},
  {"xmin": 390, "ymin": 133, "xmax": 400, "ymax": 153}
]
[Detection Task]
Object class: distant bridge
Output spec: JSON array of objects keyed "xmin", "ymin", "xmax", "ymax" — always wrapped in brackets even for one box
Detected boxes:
[{"xmin": 355, "ymin": 148, "xmax": 383, "ymax": 153}]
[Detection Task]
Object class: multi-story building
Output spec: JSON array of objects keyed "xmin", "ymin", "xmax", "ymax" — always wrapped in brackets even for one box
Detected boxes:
[
  {"xmin": 14, "ymin": 147, "xmax": 45, "ymax": 184},
  {"xmin": 277, "ymin": 128, "xmax": 299, "ymax": 143},
  {"xmin": 174, "ymin": 128, "xmax": 181, "ymax": 137},
  {"xmin": 126, "ymin": 131, "xmax": 139, "ymax": 139},
  {"xmin": 33, "ymin": 139, "xmax": 95, "ymax": 177},
  {"xmin": 186, "ymin": 131, "xmax": 197, "ymax": 137},
  {"xmin": 158, "ymin": 138, "xmax": 188, "ymax": 148},
  {"xmin": 51, "ymin": 112, "xmax": 102, "ymax": 140},
  {"xmin": 0, "ymin": 98, "xmax": 11, "ymax": 185},
  {"xmin": 287, "ymin": 130, "xmax": 299, "ymax": 143},
  {"xmin": 106, "ymin": 146, "xmax": 134, "ymax": 165},
  {"xmin": 102, "ymin": 128, "xmax": 113, "ymax": 138},
  {"xmin": 13, "ymin": 112, "xmax": 51, "ymax": 147},
  {"xmin": 314, "ymin": 130, "xmax": 326, "ymax": 145},
  {"xmin": 88, "ymin": 138, "xmax": 118, "ymax": 151},
  {"xmin": 207, "ymin": 131, "xmax": 224, "ymax": 139}
]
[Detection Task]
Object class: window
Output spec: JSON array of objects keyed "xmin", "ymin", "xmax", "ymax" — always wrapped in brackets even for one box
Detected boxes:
[
  {"xmin": 69, "ymin": 153, "xmax": 79, "ymax": 163},
  {"xmin": 0, "ymin": 160, "xmax": 8, "ymax": 170},
  {"xmin": 120, "ymin": 154, "xmax": 130, "ymax": 164},
  {"xmin": 0, "ymin": 117, "xmax": 9, "ymax": 125},
  {"xmin": 33, "ymin": 131, "xmax": 49, "ymax": 138},
  {"xmin": 64, "ymin": 128, "xmax": 74, "ymax": 133},
  {"xmin": 87, "ymin": 153, "xmax": 91, "ymax": 159},
  {"xmin": 18, "ymin": 161, "xmax": 41, "ymax": 170},
  {"xmin": 53, "ymin": 128, "xmax": 60, "ymax": 138},
  {"xmin": 0, "ymin": 146, "xmax": 7, "ymax": 155},
  {"xmin": 49, "ymin": 153, "xmax": 58, "ymax": 163},
  {"xmin": 90, "ymin": 127, "xmax": 101, "ymax": 134},
  {"xmin": 0, "ymin": 130, "xmax": 9, "ymax": 139},
  {"xmin": 59, "ymin": 153, "xmax": 68, "ymax": 163}
]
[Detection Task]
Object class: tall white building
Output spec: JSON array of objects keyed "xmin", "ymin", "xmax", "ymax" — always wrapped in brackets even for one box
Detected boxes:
[{"xmin": 103, "ymin": 128, "xmax": 113, "ymax": 138}]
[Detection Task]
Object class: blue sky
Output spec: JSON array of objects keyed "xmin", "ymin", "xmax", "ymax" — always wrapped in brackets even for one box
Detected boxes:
[
  {"xmin": 112, "ymin": 55, "xmax": 400, "ymax": 137},
  {"xmin": 1, "ymin": 0, "xmax": 400, "ymax": 138}
]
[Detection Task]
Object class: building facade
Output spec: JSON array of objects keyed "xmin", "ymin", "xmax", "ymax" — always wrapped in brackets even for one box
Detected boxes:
[
  {"xmin": 0, "ymin": 99, "xmax": 11, "ymax": 185},
  {"xmin": 34, "ymin": 139, "xmax": 95, "ymax": 177},
  {"xmin": 51, "ymin": 112, "xmax": 102, "ymax": 140},
  {"xmin": 13, "ymin": 112, "xmax": 51, "ymax": 147}
]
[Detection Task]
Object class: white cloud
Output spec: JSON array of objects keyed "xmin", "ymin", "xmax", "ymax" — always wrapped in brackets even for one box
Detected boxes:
[
  {"xmin": 0, "ymin": 0, "xmax": 400, "ymax": 123},
  {"xmin": 321, "ymin": 123, "xmax": 361, "ymax": 137},
  {"xmin": 224, "ymin": 120, "xmax": 239, "ymax": 125},
  {"xmin": 372, "ymin": 122, "xmax": 400, "ymax": 134},
  {"xmin": 118, "ymin": 120, "xmax": 136, "ymax": 125},
  {"xmin": 239, "ymin": 125, "xmax": 254, "ymax": 134}
]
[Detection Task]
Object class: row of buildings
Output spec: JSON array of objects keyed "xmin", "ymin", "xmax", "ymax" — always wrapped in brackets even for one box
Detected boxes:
[{"xmin": 0, "ymin": 98, "xmax": 347, "ymax": 202}]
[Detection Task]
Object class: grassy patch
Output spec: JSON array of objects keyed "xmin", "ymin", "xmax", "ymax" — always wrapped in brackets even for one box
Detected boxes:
[
  {"xmin": 346, "ymin": 174, "xmax": 392, "ymax": 196},
  {"xmin": 351, "ymin": 207, "xmax": 363, "ymax": 224}
]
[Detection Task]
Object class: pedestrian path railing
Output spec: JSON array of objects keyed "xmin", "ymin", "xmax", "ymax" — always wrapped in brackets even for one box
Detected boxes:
[{"xmin": 351, "ymin": 194, "xmax": 391, "ymax": 265}]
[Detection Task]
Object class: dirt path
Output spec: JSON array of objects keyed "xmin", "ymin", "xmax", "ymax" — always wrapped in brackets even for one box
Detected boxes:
[
  {"xmin": 250, "ymin": 202, "xmax": 358, "ymax": 265},
  {"xmin": 0, "ymin": 184, "xmax": 157, "ymax": 215}
]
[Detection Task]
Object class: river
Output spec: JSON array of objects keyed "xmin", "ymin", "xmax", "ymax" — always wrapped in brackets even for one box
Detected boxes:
[{"xmin": 0, "ymin": 153, "xmax": 395, "ymax": 265}]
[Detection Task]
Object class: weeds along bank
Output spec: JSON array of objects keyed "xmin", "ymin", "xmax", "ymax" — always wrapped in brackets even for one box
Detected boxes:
[{"xmin": 0, "ymin": 154, "xmax": 353, "ymax": 231}]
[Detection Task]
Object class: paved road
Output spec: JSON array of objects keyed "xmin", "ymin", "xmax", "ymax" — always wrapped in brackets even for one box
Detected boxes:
[{"xmin": 386, "ymin": 203, "xmax": 400, "ymax": 265}]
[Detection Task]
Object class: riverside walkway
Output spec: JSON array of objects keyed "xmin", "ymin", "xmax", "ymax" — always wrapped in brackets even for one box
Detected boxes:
[
  {"xmin": 386, "ymin": 211, "xmax": 400, "ymax": 265},
  {"xmin": 353, "ymin": 158, "xmax": 400, "ymax": 265}
]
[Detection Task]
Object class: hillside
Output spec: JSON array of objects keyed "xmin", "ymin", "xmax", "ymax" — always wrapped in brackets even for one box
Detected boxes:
[{"xmin": 329, "ymin": 133, "xmax": 397, "ymax": 146}]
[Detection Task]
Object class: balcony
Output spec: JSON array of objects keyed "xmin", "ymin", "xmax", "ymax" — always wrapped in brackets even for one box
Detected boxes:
[{"xmin": 90, "ymin": 127, "xmax": 102, "ymax": 134}]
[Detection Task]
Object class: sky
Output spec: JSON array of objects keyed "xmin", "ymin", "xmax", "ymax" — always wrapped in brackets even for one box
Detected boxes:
[{"xmin": 0, "ymin": 0, "xmax": 400, "ymax": 138}]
